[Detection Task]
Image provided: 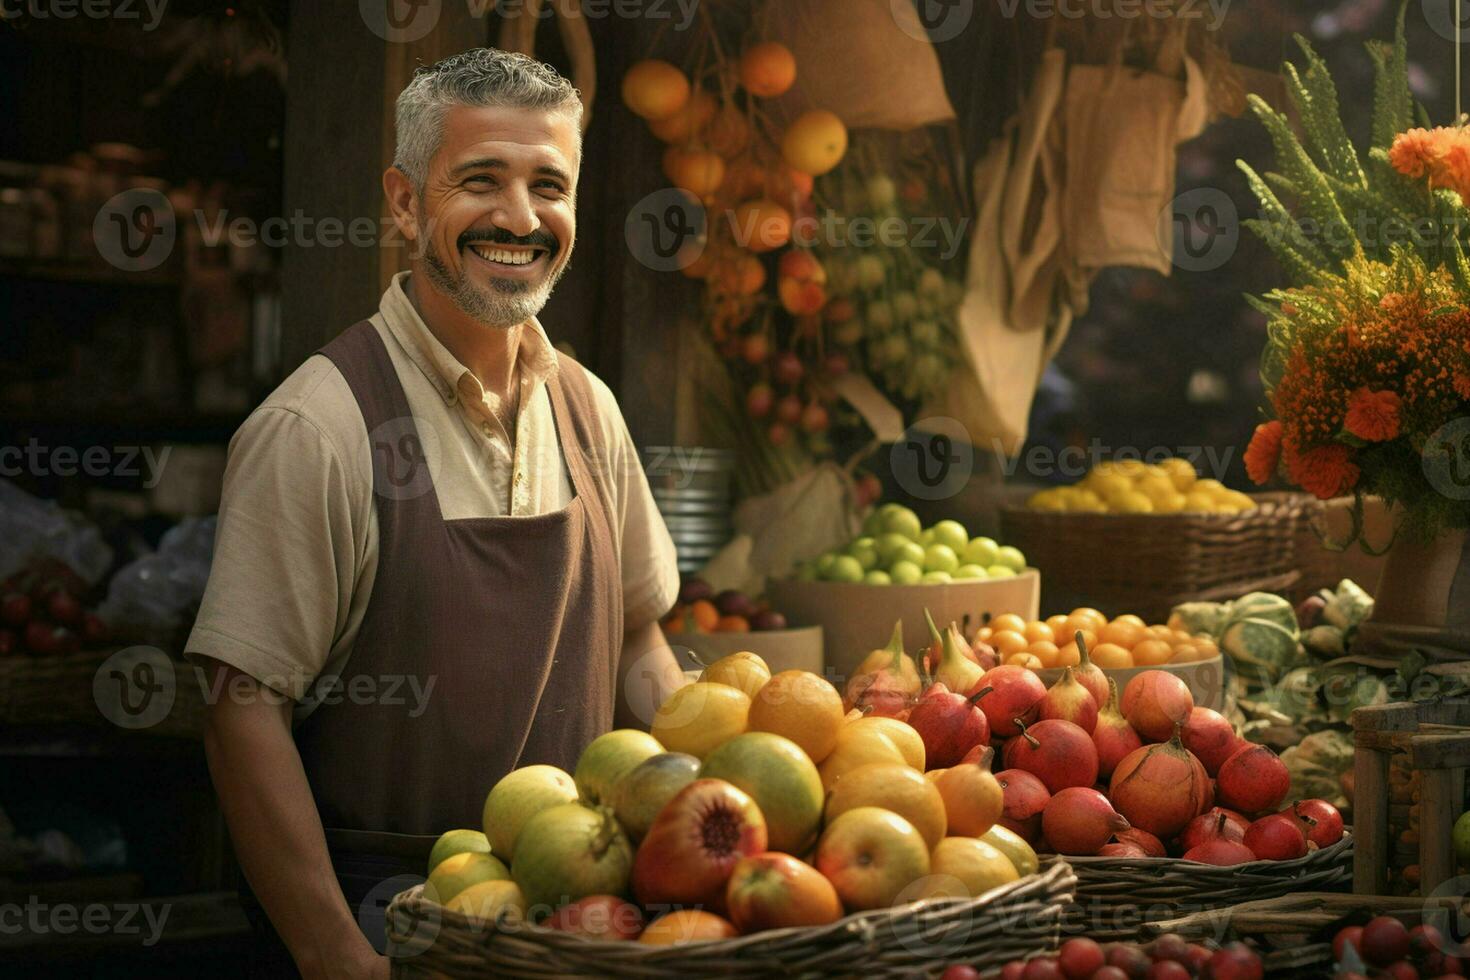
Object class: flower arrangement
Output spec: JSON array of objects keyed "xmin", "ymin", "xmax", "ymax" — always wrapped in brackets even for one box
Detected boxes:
[{"xmin": 1239, "ymin": 6, "xmax": 1470, "ymax": 539}]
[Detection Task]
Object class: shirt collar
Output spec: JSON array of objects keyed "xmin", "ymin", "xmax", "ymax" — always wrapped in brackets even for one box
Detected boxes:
[{"xmin": 377, "ymin": 271, "xmax": 560, "ymax": 406}]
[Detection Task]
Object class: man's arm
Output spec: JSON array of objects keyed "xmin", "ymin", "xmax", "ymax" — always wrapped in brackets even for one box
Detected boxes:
[
  {"xmin": 202, "ymin": 661, "xmax": 386, "ymax": 980},
  {"xmin": 615, "ymin": 619, "xmax": 686, "ymax": 729}
]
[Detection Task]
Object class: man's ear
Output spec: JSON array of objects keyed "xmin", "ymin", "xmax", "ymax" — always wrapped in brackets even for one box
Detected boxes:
[{"xmin": 383, "ymin": 166, "xmax": 419, "ymax": 243}]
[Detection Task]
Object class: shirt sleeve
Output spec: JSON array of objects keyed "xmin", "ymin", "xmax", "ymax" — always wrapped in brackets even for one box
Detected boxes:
[
  {"xmin": 185, "ymin": 405, "xmax": 362, "ymax": 701},
  {"xmin": 596, "ymin": 392, "xmax": 679, "ymax": 631}
]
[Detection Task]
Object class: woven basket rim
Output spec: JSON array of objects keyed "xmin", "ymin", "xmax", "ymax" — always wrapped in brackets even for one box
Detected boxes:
[
  {"xmin": 388, "ymin": 860, "xmax": 1077, "ymax": 958},
  {"xmin": 999, "ymin": 491, "xmax": 1308, "ymax": 524},
  {"xmin": 1065, "ymin": 831, "xmax": 1352, "ymax": 873}
]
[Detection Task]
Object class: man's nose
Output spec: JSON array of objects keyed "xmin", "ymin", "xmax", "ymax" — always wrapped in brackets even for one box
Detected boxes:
[{"xmin": 489, "ymin": 183, "xmax": 539, "ymax": 239}]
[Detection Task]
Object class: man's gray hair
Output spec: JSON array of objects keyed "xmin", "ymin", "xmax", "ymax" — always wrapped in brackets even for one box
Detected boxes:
[{"xmin": 394, "ymin": 48, "xmax": 583, "ymax": 191}]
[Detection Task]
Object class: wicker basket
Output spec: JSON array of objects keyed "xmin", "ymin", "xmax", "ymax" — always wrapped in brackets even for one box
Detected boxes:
[
  {"xmin": 999, "ymin": 493, "xmax": 1306, "ymax": 622},
  {"xmin": 1059, "ymin": 834, "xmax": 1354, "ymax": 941},
  {"xmin": 385, "ymin": 861, "xmax": 1077, "ymax": 979},
  {"xmin": 0, "ymin": 647, "xmax": 207, "ymax": 738}
]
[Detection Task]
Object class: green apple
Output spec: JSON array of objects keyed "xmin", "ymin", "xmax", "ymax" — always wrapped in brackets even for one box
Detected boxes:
[
  {"xmin": 962, "ymin": 537, "xmax": 1000, "ymax": 568},
  {"xmin": 815, "ymin": 553, "xmax": 839, "ymax": 578},
  {"xmin": 894, "ymin": 540, "xmax": 927, "ymax": 567},
  {"xmin": 428, "ymin": 829, "xmax": 492, "ymax": 876},
  {"xmin": 923, "ymin": 544, "xmax": 959, "ymax": 574},
  {"xmin": 931, "ymin": 520, "xmax": 970, "ymax": 553},
  {"xmin": 861, "ymin": 510, "xmax": 885, "ymax": 537},
  {"xmin": 876, "ymin": 532, "xmax": 913, "ymax": 564},
  {"xmin": 953, "ymin": 564, "xmax": 989, "ymax": 580},
  {"xmin": 994, "ymin": 545, "xmax": 1027, "ymax": 572},
  {"xmin": 985, "ymin": 565, "xmax": 1016, "ymax": 579},
  {"xmin": 847, "ymin": 536, "xmax": 880, "ymax": 570},
  {"xmin": 889, "ymin": 560, "xmax": 923, "ymax": 585},
  {"xmin": 878, "ymin": 505, "xmax": 923, "ymax": 542},
  {"xmin": 864, "ymin": 570, "xmax": 892, "ymax": 585},
  {"xmin": 919, "ymin": 528, "xmax": 936, "ymax": 546},
  {"xmin": 921, "ymin": 570, "xmax": 953, "ymax": 584},
  {"xmin": 826, "ymin": 555, "xmax": 866, "ymax": 583}
]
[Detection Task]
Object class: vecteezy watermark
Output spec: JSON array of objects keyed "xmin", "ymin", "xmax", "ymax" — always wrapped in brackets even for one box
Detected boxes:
[
  {"xmin": 1422, "ymin": 417, "xmax": 1470, "ymax": 502},
  {"xmin": 891, "ymin": 0, "xmax": 974, "ymax": 43},
  {"xmin": 358, "ymin": 0, "xmax": 699, "ymax": 43},
  {"xmin": 0, "ymin": 440, "xmax": 171, "ymax": 487},
  {"xmin": 93, "ymin": 647, "xmax": 439, "ymax": 731},
  {"xmin": 625, "ymin": 188, "xmax": 708, "ymax": 274},
  {"xmin": 891, "ymin": 418, "xmax": 976, "ymax": 502},
  {"xmin": 0, "ymin": 0, "xmax": 168, "ymax": 31},
  {"xmin": 1161, "ymin": 186, "xmax": 1240, "ymax": 272},
  {"xmin": 993, "ymin": 0, "xmax": 1229, "ymax": 29},
  {"xmin": 0, "ymin": 897, "xmax": 171, "ymax": 947},
  {"xmin": 1422, "ymin": 0, "xmax": 1470, "ymax": 44},
  {"xmin": 368, "ymin": 416, "xmax": 442, "ymax": 502},
  {"xmin": 996, "ymin": 440, "xmax": 1239, "ymax": 482},
  {"xmin": 360, "ymin": 874, "xmax": 430, "ymax": 955},
  {"xmin": 94, "ymin": 188, "xmax": 176, "ymax": 273}
]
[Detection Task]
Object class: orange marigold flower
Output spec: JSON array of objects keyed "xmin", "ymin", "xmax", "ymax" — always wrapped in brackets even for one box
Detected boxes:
[
  {"xmin": 1390, "ymin": 128, "xmax": 1439, "ymax": 177},
  {"xmin": 1441, "ymin": 142, "xmax": 1470, "ymax": 202},
  {"xmin": 1288, "ymin": 444, "xmax": 1361, "ymax": 500},
  {"xmin": 1244, "ymin": 420, "xmax": 1283, "ymax": 485},
  {"xmin": 1343, "ymin": 387, "xmax": 1403, "ymax": 441}
]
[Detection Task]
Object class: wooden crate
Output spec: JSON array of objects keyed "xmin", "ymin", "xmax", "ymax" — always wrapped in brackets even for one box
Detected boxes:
[{"xmin": 1351, "ymin": 699, "xmax": 1470, "ymax": 896}]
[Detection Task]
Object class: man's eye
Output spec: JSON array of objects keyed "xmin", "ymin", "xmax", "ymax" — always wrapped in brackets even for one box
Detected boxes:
[{"xmin": 466, "ymin": 175, "xmax": 494, "ymax": 186}]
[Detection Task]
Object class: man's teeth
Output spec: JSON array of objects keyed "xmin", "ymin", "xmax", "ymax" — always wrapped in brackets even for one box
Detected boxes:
[{"xmin": 469, "ymin": 244, "xmax": 539, "ymax": 265}]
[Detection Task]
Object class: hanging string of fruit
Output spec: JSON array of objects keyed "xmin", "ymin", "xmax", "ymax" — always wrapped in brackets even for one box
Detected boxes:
[{"xmin": 620, "ymin": 11, "xmax": 967, "ymax": 484}]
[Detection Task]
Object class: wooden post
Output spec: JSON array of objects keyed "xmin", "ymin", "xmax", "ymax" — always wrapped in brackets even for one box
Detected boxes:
[{"xmin": 1353, "ymin": 731, "xmax": 1391, "ymax": 895}]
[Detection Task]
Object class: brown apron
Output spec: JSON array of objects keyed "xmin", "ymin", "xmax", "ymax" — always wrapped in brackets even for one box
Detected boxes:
[{"xmin": 244, "ymin": 319, "xmax": 623, "ymax": 970}]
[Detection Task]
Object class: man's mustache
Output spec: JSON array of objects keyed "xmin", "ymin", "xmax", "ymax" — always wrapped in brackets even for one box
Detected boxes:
[{"xmin": 458, "ymin": 227, "xmax": 560, "ymax": 257}]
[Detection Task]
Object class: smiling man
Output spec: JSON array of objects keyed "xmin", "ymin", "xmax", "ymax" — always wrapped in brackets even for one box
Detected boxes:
[{"xmin": 188, "ymin": 50, "xmax": 682, "ymax": 979}]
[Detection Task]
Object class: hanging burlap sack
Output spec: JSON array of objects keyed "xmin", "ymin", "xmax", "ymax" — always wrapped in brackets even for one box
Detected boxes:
[{"xmin": 763, "ymin": 0, "xmax": 955, "ymax": 129}]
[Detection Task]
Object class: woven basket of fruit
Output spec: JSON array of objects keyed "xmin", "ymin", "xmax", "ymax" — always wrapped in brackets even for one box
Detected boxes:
[
  {"xmin": 386, "ymin": 859, "xmax": 1077, "ymax": 980},
  {"xmin": 1000, "ymin": 492, "xmax": 1307, "ymax": 624},
  {"xmin": 1060, "ymin": 835, "xmax": 1354, "ymax": 941}
]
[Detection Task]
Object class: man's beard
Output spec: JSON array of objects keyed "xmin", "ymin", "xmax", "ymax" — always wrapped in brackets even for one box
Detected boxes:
[{"xmin": 420, "ymin": 224, "xmax": 568, "ymax": 329}]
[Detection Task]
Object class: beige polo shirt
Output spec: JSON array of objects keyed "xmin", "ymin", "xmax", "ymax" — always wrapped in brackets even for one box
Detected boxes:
[{"xmin": 186, "ymin": 272, "xmax": 679, "ymax": 711}]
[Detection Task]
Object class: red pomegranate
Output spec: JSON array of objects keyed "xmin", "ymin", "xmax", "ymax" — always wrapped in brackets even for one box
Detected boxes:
[
  {"xmin": 1359, "ymin": 916, "xmax": 1410, "ymax": 968},
  {"xmin": 1243, "ymin": 811, "xmax": 1309, "ymax": 860},
  {"xmin": 1099, "ymin": 841, "xmax": 1148, "ymax": 858},
  {"xmin": 1093, "ymin": 678, "xmax": 1143, "ymax": 780},
  {"xmin": 995, "ymin": 768, "xmax": 1050, "ymax": 844},
  {"xmin": 1182, "ymin": 835, "xmax": 1257, "ymax": 865},
  {"xmin": 1121, "ymin": 671, "xmax": 1195, "ymax": 743},
  {"xmin": 1071, "ymin": 635, "xmax": 1110, "ymax": 708},
  {"xmin": 1216, "ymin": 744, "xmax": 1289, "ymax": 814},
  {"xmin": 1108, "ymin": 732, "xmax": 1211, "ymax": 839},
  {"xmin": 1179, "ymin": 808, "xmax": 1248, "ymax": 852},
  {"xmin": 1116, "ymin": 827, "xmax": 1166, "ymax": 857},
  {"xmin": 1180, "ymin": 706, "xmax": 1238, "ymax": 776},
  {"xmin": 1293, "ymin": 799, "xmax": 1344, "ymax": 848},
  {"xmin": 1039, "ymin": 667, "xmax": 1099, "ymax": 733},
  {"xmin": 973, "ymin": 665, "xmax": 1046, "ymax": 738},
  {"xmin": 1003, "ymin": 718, "xmax": 1099, "ymax": 793},
  {"xmin": 907, "ymin": 683, "xmax": 991, "ymax": 769},
  {"xmin": 1041, "ymin": 787, "xmax": 1129, "ymax": 855}
]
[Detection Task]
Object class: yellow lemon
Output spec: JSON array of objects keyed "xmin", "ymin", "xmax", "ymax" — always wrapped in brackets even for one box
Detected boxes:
[
  {"xmin": 1112, "ymin": 491, "xmax": 1155, "ymax": 514},
  {"xmin": 427, "ymin": 852, "xmax": 510, "ymax": 905},
  {"xmin": 1084, "ymin": 471, "xmax": 1132, "ymax": 500},
  {"xmin": 843, "ymin": 716, "xmax": 926, "ymax": 771},
  {"xmin": 1159, "ymin": 457, "xmax": 1198, "ymax": 491},
  {"xmin": 699, "ymin": 651, "xmax": 772, "ymax": 698},
  {"xmin": 650, "ymin": 682, "xmax": 750, "ymax": 759},
  {"xmin": 444, "ymin": 879, "xmax": 525, "ymax": 922},
  {"xmin": 747, "ymin": 670, "xmax": 845, "ymax": 763},
  {"xmin": 1181, "ymin": 491, "xmax": 1218, "ymax": 513},
  {"xmin": 980, "ymin": 825, "xmax": 1039, "ymax": 877},
  {"xmin": 818, "ymin": 730, "xmax": 907, "ymax": 791},
  {"xmin": 825, "ymin": 763, "xmax": 948, "ymax": 849},
  {"xmin": 920, "ymin": 837, "xmax": 1018, "ymax": 898},
  {"xmin": 1152, "ymin": 492, "xmax": 1188, "ymax": 514}
]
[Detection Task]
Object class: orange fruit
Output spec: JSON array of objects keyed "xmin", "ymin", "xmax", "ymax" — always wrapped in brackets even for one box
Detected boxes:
[
  {"xmin": 1113, "ymin": 614, "xmax": 1146, "ymax": 628},
  {"xmin": 1170, "ymin": 645, "xmax": 1212, "ymax": 663},
  {"xmin": 622, "ymin": 60, "xmax": 691, "ymax": 121},
  {"xmin": 1169, "ymin": 629, "xmax": 1195, "ymax": 646},
  {"xmin": 935, "ymin": 762, "xmax": 1004, "ymax": 837},
  {"xmin": 1146, "ymin": 625, "xmax": 1174, "ymax": 641},
  {"xmin": 976, "ymin": 626, "xmax": 993, "ymax": 642},
  {"xmin": 1089, "ymin": 642, "xmax": 1133, "ymax": 669},
  {"xmin": 1007, "ymin": 651, "xmax": 1044, "ymax": 669},
  {"xmin": 1099, "ymin": 621, "xmax": 1145, "ymax": 650},
  {"xmin": 781, "ymin": 110, "xmax": 848, "ymax": 176},
  {"xmin": 728, "ymin": 199, "xmax": 792, "ymax": 253},
  {"xmin": 663, "ymin": 147, "xmax": 725, "ymax": 197},
  {"xmin": 649, "ymin": 88, "xmax": 718, "ymax": 142},
  {"xmin": 1053, "ymin": 641, "xmax": 1081, "ymax": 667},
  {"xmin": 739, "ymin": 42, "xmax": 797, "ymax": 97},
  {"xmin": 764, "ymin": 166, "xmax": 814, "ymax": 205},
  {"xmin": 989, "ymin": 630, "xmax": 1029, "ymax": 657},
  {"xmin": 748, "ymin": 670, "xmax": 845, "ymax": 763},
  {"xmin": 1023, "ymin": 621, "xmax": 1056, "ymax": 645},
  {"xmin": 714, "ymin": 254, "xmax": 766, "ymax": 296},
  {"xmin": 1025, "ymin": 641, "xmax": 1059, "ymax": 667},
  {"xmin": 715, "ymin": 614, "xmax": 750, "ymax": 632},
  {"xmin": 990, "ymin": 613, "xmax": 1028, "ymax": 634},
  {"xmin": 1044, "ymin": 614, "xmax": 1072, "ymax": 636},
  {"xmin": 706, "ymin": 105, "xmax": 751, "ymax": 156},
  {"xmin": 825, "ymin": 763, "xmax": 947, "ymax": 849},
  {"xmin": 639, "ymin": 909, "xmax": 737, "ymax": 945},
  {"xmin": 1065, "ymin": 611, "xmax": 1106, "ymax": 638},
  {"xmin": 1131, "ymin": 639, "xmax": 1174, "ymax": 666},
  {"xmin": 689, "ymin": 599, "xmax": 720, "ymax": 632},
  {"xmin": 1193, "ymin": 637, "xmax": 1220, "ymax": 657}
]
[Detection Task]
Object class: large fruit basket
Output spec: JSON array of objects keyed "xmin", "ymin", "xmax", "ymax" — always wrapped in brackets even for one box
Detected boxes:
[
  {"xmin": 385, "ymin": 860, "xmax": 1077, "ymax": 979},
  {"xmin": 999, "ymin": 493, "xmax": 1306, "ymax": 623},
  {"xmin": 1057, "ymin": 835, "xmax": 1354, "ymax": 941}
]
